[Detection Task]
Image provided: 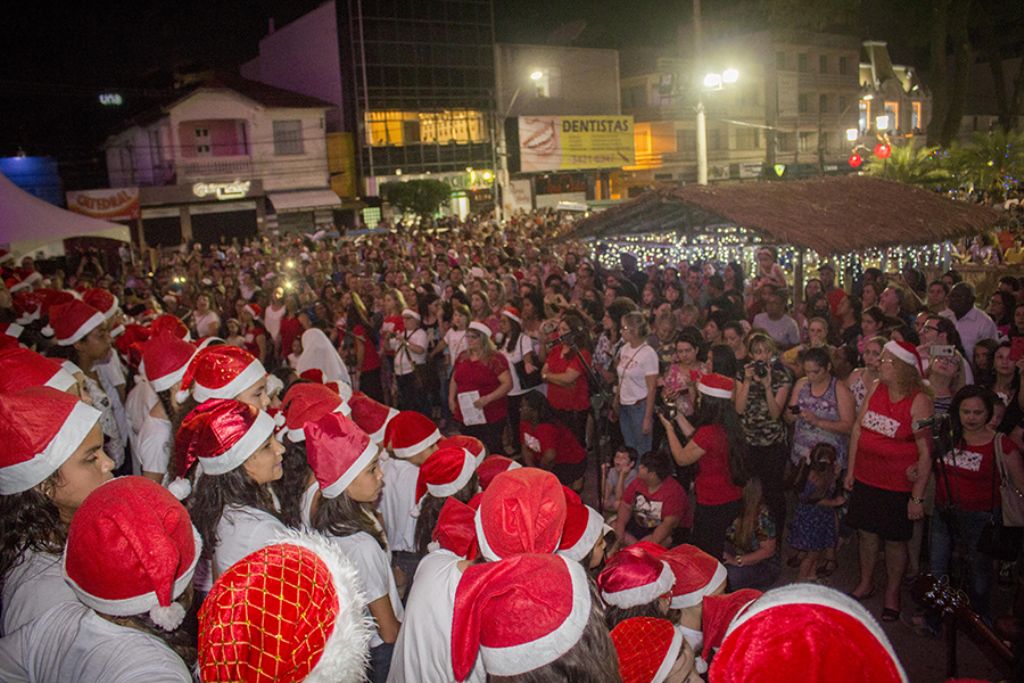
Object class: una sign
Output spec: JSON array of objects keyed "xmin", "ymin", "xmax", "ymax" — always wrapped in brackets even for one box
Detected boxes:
[{"xmin": 193, "ymin": 180, "xmax": 252, "ymax": 201}]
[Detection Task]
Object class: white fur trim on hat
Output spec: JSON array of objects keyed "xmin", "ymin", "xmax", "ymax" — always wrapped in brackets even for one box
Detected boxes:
[
  {"xmin": 0, "ymin": 401, "xmax": 101, "ymax": 495},
  {"xmin": 150, "ymin": 351, "xmax": 198, "ymax": 394},
  {"xmin": 63, "ymin": 525, "xmax": 202, "ymax": 622},
  {"xmin": 478, "ymin": 555, "xmax": 591, "ymax": 676},
  {"xmin": 366, "ymin": 408, "xmax": 399, "ymax": 444},
  {"xmin": 192, "ymin": 358, "xmax": 266, "ymax": 404},
  {"xmin": 501, "ymin": 309, "xmax": 522, "ymax": 324},
  {"xmin": 468, "ymin": 321, "xmax": 492, "ymax": 338},
  {"xmin": 391, "ymin": 428, "xmax": 441, "ymax": 460},
  {"xmin": 199, "ymin": 410, "xmax": 276, "ymax": 476},
  {"xmin": 401, "ymin": 308, "xmax": 421, "ymax": 321},
  {"xmin": 321, "ymin": 440, "xmax": 379, "ymax": 500},
  {"xmin": 670, "ymin": 561, "xmax": 727, "ymax": 609},
  {"xmin": 652, "ymin": 625, "xmax": 686, "ymax": 683},
  {"xmin": 426, "ymin": 449, "xmax": 477, "ymax": 499},
  {"xmin": 57, "ymin": 310, "xmax": 107, "ymax": 346},
  {"xmin": 2, "ymin": 323, "xmax": 23, "ymax": 338},
  {"xmin": 697, "ymin": 379, "xmax": 733, "ymax": 400},
  {"xmin": 44, "ymin": 368, "xmax": 77, "ymax": 393},
  {"xmin": 883, "ymin": 340, "xmax": 922, "ymax": 375},
  {"xmin": 557, "ymin": 505, "xmax": 606, "ymax": 563},
  {"xmin": 601, "ymin": 561, "xmax": 675, "ymax": 608}
]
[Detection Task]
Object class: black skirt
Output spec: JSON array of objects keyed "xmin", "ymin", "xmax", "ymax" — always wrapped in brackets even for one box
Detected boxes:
[{"xmin": 844, "ymin": 480, "xmax": 913, "ymax": 542}]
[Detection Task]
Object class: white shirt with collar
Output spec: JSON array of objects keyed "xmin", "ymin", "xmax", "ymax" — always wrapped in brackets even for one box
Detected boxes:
[{"xmin": 939, "ymin": 306, "xmax": 998, "ymax": 359}]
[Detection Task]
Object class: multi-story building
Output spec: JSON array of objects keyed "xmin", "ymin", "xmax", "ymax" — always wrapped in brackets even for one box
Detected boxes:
[
  {"xmin": 104, "ymin": 75, "xmax": 337, "ymax": 245},
  {"xmin": 858, "ymin": 41, "xmax": 931, "ymax": 144}
]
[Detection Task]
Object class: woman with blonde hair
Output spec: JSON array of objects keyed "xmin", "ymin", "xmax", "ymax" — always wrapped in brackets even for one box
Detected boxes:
[
  {"xmin": 615, "ymin": 311, "xmax": 659, "ymax": 456},
  {"xmin": 449, "ymin": 322, "xmax": 513, "ymax": 456}
]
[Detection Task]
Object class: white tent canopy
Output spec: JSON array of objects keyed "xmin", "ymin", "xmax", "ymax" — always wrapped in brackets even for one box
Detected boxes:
[{"xmin": 0, "ymin": 171, "xmax": 130, "ymax": 257}]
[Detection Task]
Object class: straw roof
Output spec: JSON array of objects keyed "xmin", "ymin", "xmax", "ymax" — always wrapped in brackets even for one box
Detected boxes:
[{"xmin": 568, "ymin": 176, "xmax": 1003, "ymax": 255}]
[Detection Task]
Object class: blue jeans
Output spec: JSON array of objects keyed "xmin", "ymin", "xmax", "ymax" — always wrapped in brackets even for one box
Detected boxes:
[
  {"xmin": 929, "ymin": 507, "xmax": 993, "ymax": 620},
  {"xmin": 619, "ymin": 401, "xmax": 652, "ymax": 455}
]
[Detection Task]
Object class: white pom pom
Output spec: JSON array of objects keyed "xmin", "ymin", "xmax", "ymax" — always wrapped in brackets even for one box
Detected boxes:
[
  {"xmin": 695, "ymin": 656, "xmax": 708, "ymax": 675},
  {"xmin": 149, "ymin": 602, "xmax": 186, "ymax": 631},
  {"xmin": 167, "ymin": 477, "xmax": 192, "ymax": 501},
  {"xmin": 40, "ymin": 324, "xmax": 54, "ymax": 338},
  {"xmin": 273, "ymin": 411, "xmax": 286, "ymax": 427},
  {"xmin": 174, "ymin": 388, "xmax": 190, "ymax": 404}
]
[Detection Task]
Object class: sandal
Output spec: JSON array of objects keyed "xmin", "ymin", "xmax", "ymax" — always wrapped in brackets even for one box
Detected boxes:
[
  {"xmin": 816, "ymin": 560, "xmax": 837, "ymax": 578},
  {"xmin": 846, "ymin": 588, "xmax": 874, "ymax": 601},
  {"xmin": 881, "ymin": 607, "xmax": 900, "ymax": 623}
]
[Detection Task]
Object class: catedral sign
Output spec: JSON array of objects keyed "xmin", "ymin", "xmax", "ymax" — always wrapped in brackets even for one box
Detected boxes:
[
  {"xmin": 66, "ymin": 188, "xmax": 140, "ymax": 220},
  {"xmin": 518, "ymin": 115, "xmax": 635, "ymax": 173},
  {"xmin": 193, "ymin": 180, "xmax": 252, "ymax": 201}
]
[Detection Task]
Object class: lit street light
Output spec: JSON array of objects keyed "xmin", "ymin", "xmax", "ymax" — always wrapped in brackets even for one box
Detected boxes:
[
  {"xmin": 846, "ymin": 128, "xmax": 859, "ymax": 142},
  {"xmin": 696, "ymin": 68, "xmax": 739, "ymax": 185},
  {"xmin": 722, "ymin": 68, "xmax": 739, "ymax": 84}
]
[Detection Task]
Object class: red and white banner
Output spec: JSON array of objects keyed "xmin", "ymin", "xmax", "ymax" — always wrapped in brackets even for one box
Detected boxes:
[{"xmin": 66, "ymin": 187, "xmax": 140, "ymax": 221}]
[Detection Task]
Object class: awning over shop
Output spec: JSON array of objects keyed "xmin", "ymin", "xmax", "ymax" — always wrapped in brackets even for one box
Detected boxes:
[{"xmin": 268, "ymin": 189, "xmax": 342, "ymax": 212}]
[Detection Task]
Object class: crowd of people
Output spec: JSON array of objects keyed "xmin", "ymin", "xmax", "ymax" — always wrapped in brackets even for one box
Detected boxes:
[{"xmin": 0, "ymin": 207, "xmax": 1022, "ymax": 681}]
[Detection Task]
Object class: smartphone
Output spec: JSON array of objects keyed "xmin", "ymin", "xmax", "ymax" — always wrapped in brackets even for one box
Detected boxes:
[
  {"xmin": 1012, "ymin": 337, "xmax": 1024, "ymax": 363},
  {"xmin": 929, "ymin": 345, "xmax": 955, "ymax": 359}
]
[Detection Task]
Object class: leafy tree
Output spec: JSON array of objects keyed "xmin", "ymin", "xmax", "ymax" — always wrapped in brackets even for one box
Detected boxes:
[
  {"xmin": 945, "ymin": 129, "xmax": 1024, "ymax": 200},
  {"xmin": 864, "ymin": 144, "xmax": 950, "ymax": 188},
  {"xmin": 380, "ymin": 179, "xmax": 452, "ymax": 221}
]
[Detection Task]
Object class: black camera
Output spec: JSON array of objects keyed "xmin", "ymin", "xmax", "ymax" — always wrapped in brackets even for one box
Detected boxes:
[
  {"xmin": 656, "ymin": 402, "xmax": 677, "ymax": 419},
  {"xmin": 753, "ymin": 360, "xmax": 768, "ymax": 378}
]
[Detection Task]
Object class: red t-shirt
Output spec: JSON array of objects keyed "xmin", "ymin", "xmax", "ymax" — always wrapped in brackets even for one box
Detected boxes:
[
  {"xmin": 545, "ymin": 344, "xmax": 591, "ymax": 412},
  {"xmin": 519, "ymin": 420, "xmax": 586, "ymax": 465},
  {"xmin": 936, "ymin": 435, "xmax": 1012, "ymax": 511},
  {"xmin": 692, "ymin": 425, "xmax": 743, "ymax": 506},
  {"xmin": 452, "ymin": 352, "xmax": 509, "ymax": 424},
  {"xmin": 854, "ymin": 385, "xmax": 922, "ymax": 492},
  {"xmin": 353, "ymin": 323, "xmax": 381, "ymax": 372},
  {"xmin": 380, "ymin": 315, "xmax": 405, "ymax": 357},
  {"xmin": 279, "ymin": 317, "xmax": 304, "ymax": 358},
  {"xmin": 624, "ymin": 476, "xmax": 690, "ymax": 532}
]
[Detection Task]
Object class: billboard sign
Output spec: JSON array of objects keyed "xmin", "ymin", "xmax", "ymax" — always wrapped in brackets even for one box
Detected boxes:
[
  {"xmin": 517, "ymin": 116, "xmax": 634, "ymax": 172},
  {"xmin": 66, "ymin": 187, "xmax": 140, "ymax": 220}
]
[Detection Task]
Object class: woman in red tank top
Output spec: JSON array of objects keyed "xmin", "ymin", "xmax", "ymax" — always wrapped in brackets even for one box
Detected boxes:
[{"xmin": 843, "ymin": 340, "xmax": 933, "ymax": 623}]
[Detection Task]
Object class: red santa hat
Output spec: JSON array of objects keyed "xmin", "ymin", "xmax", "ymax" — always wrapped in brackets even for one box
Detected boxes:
[
  {"xmin": 431, "ymin": 497, "xmax": 480, "ymax": 560},
  {"xmin": 437, "ymin": 434, "xmax": 487, "ymax": 466},
  {"xmin": 281, "ymin": 383, "xmax": 351, "ymax": 442},
  {"xmin": 150, "ymin": 313, "xmax": 191, "ymax": 340},
  {"xmin": 597, "ymin": 549, "xmax": 675, "ymax": 609},
  {"xmin": 662, "ymin": 544, "xmax": 728, "ymax": 609},
  {"xmin": 884, "ymin": 339, "xmax": 924, "ymax": 376},
  {"xmin": 0, "ymin": 348, "xmax": 76, "ymax": 393},
  {"xmin": 0, "ymin": 322, "xmax": 23, "ymax": 340},
  {"xmin": 451, "ymin": 553, "xmax": 591, "ymax": 681},
  {"xmin": 348, "ymin": 391, "xmax": 398, "ymax": 444},
  {"xmin": 5, "ymin": 275, "xmax": 29, "ymax": 293},
  {"xmin": 175, "ymin": 399, "xmax": 276, "ymax": 476},
  {"xmin": 384, "ymin": 410, "xmax": 441, "ymax": 459},
  {"xmin": 82, "ymin": 287, "xmax": 119, "ymax": 320},
  {"xmin": 698, "ymin": 373, "xmax": 734, "ymax": 400},
  {"xmin": 176, "ymin": 345, "xmax": 266, "ymax": 404},
  {"xmin": 709, "ymin": 583, "xmax": 907, "ymax": 682},
  {"xmin": 558, "ymin": 487, "xmax": 607, "ymax": 563},
  {"xmin": 143, "ymin": 334, "xmax": 197, "ymax": 394},
  {"xmin": 300, "ymin": 368, "xmax": 325, "ymax": 384},
  {"xmin": 475, "ymin": 455, "xmax": 521, "ymax": 491},
  {"xmin": 401, "ymin": 307, "xmax": 421, "ymax": 321},
  {"xmin": 0, "ymin": 248, "xmax": 13, "ymax": 264},
  {"xmin": 468, "ymin": 321, "xmax": 492, "ymax": 338},
  {"xmin": 242, "ymin": 302, "xmax": 262, "ymax": 319},
  {"xmin": 0, "ymin": 386, "xmax": 101, "ymax": 494},
  {"xmin": 305, "ymin": 411, "xmax": 378, "ymax": 499},
  {"xmin": 700, "ymin": 588, "xmax": 762, "ymax": 663},
  {"xmin": 500, "ymin": 305, "xmax": 522, "ymax": 324},
  {"xmin": 415, "ymin": 446, "xmax": 478, "ymax": 503},
  {"xmin": 12, "ymin": 290, "xmax": 43, "ymax": 324},
  {"xmin": 42, "ymin": 300, "xmax": 106, "ymax": 346},
  {"xmin": 611, "ymin": 617, "xmax": 687, "ymax": 683},
  {"xmin": 62, "ymin": 477, "xmax": 200, "ymax": 631},
  {"xmin": 474, "ymin": 467, "xmax": 566, "ymax": 560},
  {"xmin": 199, "ymin": 531, "xmax": 372, "ymax": 683}
]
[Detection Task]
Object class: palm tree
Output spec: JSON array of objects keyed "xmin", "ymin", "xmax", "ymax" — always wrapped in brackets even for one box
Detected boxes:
[
  {"xmin": 945, "ymin": 129, "xmax": 1024, "ymax": 200},
  {"xmin": 864, "ymin": 143, "xmax": 950, "ymax": 188}
]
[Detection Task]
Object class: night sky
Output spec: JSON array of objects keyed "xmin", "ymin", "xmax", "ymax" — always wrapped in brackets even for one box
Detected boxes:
[{"xmin": 2, "ymin": 0, "xmax": 1021, "ymax": 188}]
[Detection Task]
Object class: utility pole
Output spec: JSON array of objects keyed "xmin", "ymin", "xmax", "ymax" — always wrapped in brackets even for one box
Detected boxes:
[{"xmin": 693, "ymin": 0, "xmax": 708, "ymax": 185}]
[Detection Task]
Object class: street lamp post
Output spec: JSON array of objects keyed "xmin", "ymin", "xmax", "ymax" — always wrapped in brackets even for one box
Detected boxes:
[{"xmin": 494, "ymin": 70, "xmax": 543, "ymax": 221}]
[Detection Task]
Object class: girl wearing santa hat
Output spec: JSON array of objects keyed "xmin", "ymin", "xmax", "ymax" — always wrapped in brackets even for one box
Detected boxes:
[
  {"xmin": 179, "ymin": 399, "xmax": 288, "ymax": 582},
  {"xmin": 137, "ymin": 333, "xmax": 196, "ymax": 486},
  {"xmin": 413, "ymin": 446, "xmax": 480, "ymax": 556},
  {"xmin": 303, "ymin": 410, "xmax": 404, "ymax": 683},
  {"xmin": 0, "ymin": 387, "xmax": 114, "ymax": 635},
  {"xmin": 0, "ymin": 477, "xmax": 199, "ymax": 681}
]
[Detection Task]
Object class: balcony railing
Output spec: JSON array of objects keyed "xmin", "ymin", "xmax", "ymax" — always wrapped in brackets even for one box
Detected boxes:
[{"xmin": 177, "ymin": 157, "xmax": 255, "ymax": 183}]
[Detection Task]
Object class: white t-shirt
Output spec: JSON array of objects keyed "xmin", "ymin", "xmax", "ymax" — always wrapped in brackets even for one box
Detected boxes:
[
  {"xmin": 0, "ymin": 602, "xmax": 191, "ymax": 682},
  {"xmin": 387, "ymin": 550, "xmax": 484, "ymax": 683},
  {"xmin": 501, "ymin": 334, "xmax": 534, "ymax": 397},
  {"xmin": 300, "ymin": 480, "xmax": 319, "ymax": 529},
  {"xmin": 193, "ymin": 310, "xmax": 221, "ymax": 339},
  {"xmin": 125, "ymin": 379, "xmax": 157, "ymax": 439},
  {"xmin": 616, "ymin": 343, "xmax": 659, "ymax": 406},
  {"xmin": 136, "ymin": 415, "xmax": 171, "ymax": 480},
  {"xmin": 329, "ymin": 532, "xmax": 405, "ymax": 649},
  {"xmin": 1, "ymin": 550, "xmax": 76, "ymax": 636},
  {"xmin": 213, "ymin": 505, "xmax": 288, "ymax": 580},
  {"xmin": 443, "ymin": 329, "xmax": 468, "ymax": 368},
  {"xmin": 393, "ymin": 329, "xmax": 428, "ymax": 376},
  {"xmin": 263, "ymin": 303, "xmax": 286, "ymax": 343},
  {"xmin": 379, "ymin": 456, "xmax": 420, "ymax": 553}
]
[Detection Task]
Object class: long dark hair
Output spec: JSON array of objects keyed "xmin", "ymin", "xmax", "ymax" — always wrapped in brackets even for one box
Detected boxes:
[
  {"xmin": 414, "ymin": 473, "xmax": 479, "ymax": 555},
  {"xmin": 109, "ymin": 588, "xmax": 197, "ymax": 667},
  {"xmin": 949, "ymin": 385, "xmax": 997, "ymax": 447},
  {"xmin": 694, "ymin": 391, "xmax": 748, "ymax": 487},
  {"xmin": 0, "ymin": 482, "xmax": 64, "ymax": 593},
  {"xmin": 188, "ymin": 466, "xmax": 282, "ymax": 560},
  {"xmin": 501, "ymin": 314, "xmax": 523, "ymax": 353},
  {"xmin": 277, "ymin": 440, "xmax": 313, "ymax": 528},
  {"xmin": 311, "ymin": 490, "xmax": 386, "ymax": 550}
]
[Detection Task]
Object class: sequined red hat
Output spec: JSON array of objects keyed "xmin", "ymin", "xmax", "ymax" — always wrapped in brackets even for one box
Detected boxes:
[
  {"xmin": 199, "ymin": 531, "xmax": 372, "ymax": 683},
  {"xmin": 708, "ymin": 584, "xmax": 907, "ymax": 682},
  {"xmin": 383, "ymin": 410, "xmax": 441, "ymax": 459},
  {"xmin": 150, "ymin": 313, "xmax": 190, "ymax": 340},
  {"xmin": 0, "ymin": 386, "xmax": 101, "ymax": 494},
  {"xmin": 82, "ymin": 287, "xmax": 119, "ymax": 320},
  {"xmin": 611, "ymin": 617, "xmax": 687, "ymax": 683},
  {"xmin": 348, "ymin": 391, "xmax": 398, "ymax": 444},
  {"xmin": 176, "ymin": 345, "xmax": 266, "ymax": 404},
  {"xmin": 451, "ymin": 554, "xmax": 591, "ymax": 681},
  {"xmin": 431, "ymin": 497, "xmax": 480, "ymax": 560},
  {"xmin": 662, "ymin": 544, "xmax": 728, "ymax": 609},
  {"xmin": 415, "ymin": 446, "xmax": 478, "ymax": 503},
  {"xmin": 437, "ymin": 434, "xmax": 487, "ymax": 466},
  {"xmin": 305, "ymin": 411, "xmax": 378, "ymax": 499},
  {"xmin": 143, "ymin": 333, "xmax": 197, "ymax": 394},
  {"xmin": 0, "ymin": 347, "xmax": 76, "ymax": 393},
  {"xmin": 175, "ymin": 399, "xmax": 276, "ymax": 476},
  {"xmin": 42, "ymin": 300, "xmax": 106, "ymax": 346},
  {"xmin": 281, "ymin": 383, "xmax": 351, "ymax": 443},
  {"xmin": 558, "ymin": 487, "xmax": 606, "ymax": 563},
  {"xmin": 474, "ymin": 467, "xmax": 566, "ymax": 561},
  {"xmin": 700, "ymin": 588, "xmax": 762, "ymax": 663},
  {"xmin": 475, "ymin": 455, "xmax": 521, "ymax": 491},
  {"xmin": 63, "ymin": 477, "xmax": 200, "ymax": 631},
  {"xmin": 597, "ymin": 548, "xmax": 675, "ymax": 609}
]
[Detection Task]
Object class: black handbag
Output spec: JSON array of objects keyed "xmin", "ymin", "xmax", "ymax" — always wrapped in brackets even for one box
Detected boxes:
[{"xmin": 977, "ymin": 445, "xmax": 1023, "ymax": 560}]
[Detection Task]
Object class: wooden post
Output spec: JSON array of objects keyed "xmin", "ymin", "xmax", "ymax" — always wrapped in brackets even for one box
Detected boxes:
[{"xmin": 793, "ymin": 247, "xmax": 804, "ymax": 307}]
